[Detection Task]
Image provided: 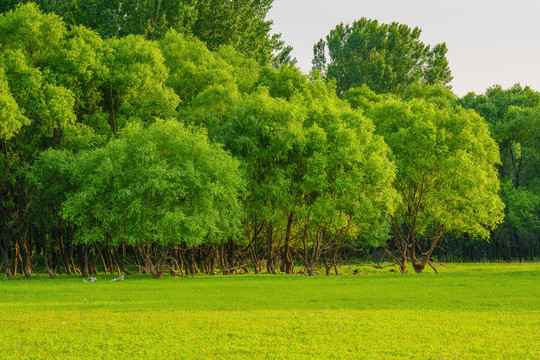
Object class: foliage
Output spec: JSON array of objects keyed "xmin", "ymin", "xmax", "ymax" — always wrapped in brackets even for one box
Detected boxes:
[
  {"xmin": 61, "ymin": 121, "xmax": 243, "ymax": 248},
  {"xmin": 0, "ymin": 68, "xmax": 28, "ymax": 140},
  {"xmin": 458, "ymin": 85, "xmax": 540, "ymax": 259},
  {"xmin": 192, "ymin": 0, "xmax": 282, "ymax": 64},
  {"xmin": 159, "ymin": 30, "xmax": 234, "ymax": 104},
  {"xmin": 0, "ymin": 0, "xmax": 196, "ymax": 39},
  {"xmin": 348, "ymin": 91, "xmax": 505, "ymax": 272},
  {"xmin": 314, "ymin": 18, "xmax": 452, "ymax": 95},
  {"xmin": 103, "ymin": 35, "xmax": 180, "ymax": 128},
  {"xmin": 187, "ymin": 69, "xmax": 398, "ymax": 274},
  {"xmin": 0, "ymin": 0, "xmax": 282, "ymax": 65}
]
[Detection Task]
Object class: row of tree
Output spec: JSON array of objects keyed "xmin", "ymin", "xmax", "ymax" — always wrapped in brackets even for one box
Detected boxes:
[{"xmin": 0, "ymin": 4, "xmax": 537, "ymax": 280}]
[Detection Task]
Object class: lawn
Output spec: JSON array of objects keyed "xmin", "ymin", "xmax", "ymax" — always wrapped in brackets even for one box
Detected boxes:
[{"xmin": 1, "ymin": 263, "xmax": 539, "ymax": 359}]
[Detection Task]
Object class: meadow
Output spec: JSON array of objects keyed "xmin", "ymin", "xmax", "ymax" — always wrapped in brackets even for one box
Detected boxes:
[{"xmin": 1, "ymin": 263, "xmax": 539, "ymax": 359}]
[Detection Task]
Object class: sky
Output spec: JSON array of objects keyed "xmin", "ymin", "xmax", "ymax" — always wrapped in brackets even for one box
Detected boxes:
[{"xmin": 267, "ymin": 0, "xmax": 540, "ymax": 96}]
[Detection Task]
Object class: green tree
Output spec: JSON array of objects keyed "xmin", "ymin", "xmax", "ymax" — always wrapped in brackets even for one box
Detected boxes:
[
  {"xmin": 215, "ymin": 45, "xmax": 259, "ymax": 94},
  {"xmin": 25, "ymin": 150, "xmax": 74, "ymax": 278},
  {"xmin": 290, "ymin": 84, "xmax": 397, "ymax": 275},
  {"xmin": 0, "ymin": 4, "xmax": 77, "ymax": 278},
  {"xmin": 314, "ymin": 18, "xmax": 452, "ymax": 95},
  {"xmin": 214, "ymin": 89, "xmax": 305, "ymax": 274},
  {"xmin": 61, "ymin": 121, "xmax": 244, "ymax": 278},
  {"xmin": 0, "ymin": 2, "xmax": 66, "ymax": 67},
  {"xmin": 349, "ymin": 93, "xmax": 504, "ymax": 273},
  {"xmin": 458, "ymin": 85, "xmax": 540, "ymax": 260},
  {"xmin": 188, "ymin": 69, "xmax": 398, "ymax": 275}
]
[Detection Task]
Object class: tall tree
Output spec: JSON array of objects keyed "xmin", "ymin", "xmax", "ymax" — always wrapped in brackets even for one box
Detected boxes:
[
  {"xmin": 314, "ymin": 18, "xmax": 452, "ymax": 95},
  {"xmin": 458, "ymin": 85, "xmax": 540, "ymax": 260},
  {"xmin": 0, "ymin": 4, "xmax": 76, "ymax": 278},
  {"xmin": 290, "ymin": 83, "xmax": 398, "ymax": 275},
  {"xmin": 347, "ymin": 88, "xmax": 504, "ymax": 273}
]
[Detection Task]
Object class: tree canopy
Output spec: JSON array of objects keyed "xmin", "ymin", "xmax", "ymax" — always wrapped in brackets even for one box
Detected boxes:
[
  {"xmin": 313, "ymin": 18, "xmax": 452, "ymax": 95},
  {"xmin": 0, "ymin": 0, "xmax": 282, "ymax": 65},
  {"xmin": 346, "ymin": 87, "xmax": 504, "ymax": 272},
  {"xmin": 457, "ymin": 85, "xmax": 540, "ymax": 261}
]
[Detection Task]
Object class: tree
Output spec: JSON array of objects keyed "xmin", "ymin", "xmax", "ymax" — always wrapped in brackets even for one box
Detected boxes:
[
  {"xmin": 0, "ymin": 4, "xmax": 77, "ymax": 278},
  {"xmin": 61, "ymin": 121, "xmax": 244, "ymax": 278},
  {"xmin": 207, "ymin": 88, "xmax": 305, "ymax": 274},
  {"xmin": 290, "ymin": 84, "xmax": 398, "ymax": 275},
  {"xmin": 457, "ymin": 85, "xmax": 540, "ymax": 260},
  {"xmin": 0, "ymin": 2, "xmax": 66, "ymax": 67},
  {"xmin": 348, "ymin": 90, "xmax": 504, "ymax": 273},
  {"xmin": 272, "ymin": 45, "xmax": 297, "ymax": 69},
  {"xmin": 314, "ymin": 18, "xmax": 452, "ymax": 95},
  {"xmin": 25, "ymin": 150, "xmax": 74, "ymax": 278}
]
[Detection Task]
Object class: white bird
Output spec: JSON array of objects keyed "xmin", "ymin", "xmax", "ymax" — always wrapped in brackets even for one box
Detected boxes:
[
  {"xmin": 112, "ymin": 275, "xmax": 124, "ymax": 282},
  {"xmin": 83, "ymin": 277, "xmax": 97, "ymax": 283}
]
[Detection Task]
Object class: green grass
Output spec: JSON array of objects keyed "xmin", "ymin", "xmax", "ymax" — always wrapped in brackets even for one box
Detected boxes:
[{"xmin": 1, "ymin": 263, "xmax": 539, "ymax": 359}]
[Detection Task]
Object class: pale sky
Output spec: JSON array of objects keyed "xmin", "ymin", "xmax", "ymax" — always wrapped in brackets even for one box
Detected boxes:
[{"xmin": 267, "ymin": 0, "xmax": 540, "ymax": 96}]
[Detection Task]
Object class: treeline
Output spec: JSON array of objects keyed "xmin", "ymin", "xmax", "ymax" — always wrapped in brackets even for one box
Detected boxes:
[{"xmin": 0, "ymin": 4, "xmax": 538, "ymax": 279}]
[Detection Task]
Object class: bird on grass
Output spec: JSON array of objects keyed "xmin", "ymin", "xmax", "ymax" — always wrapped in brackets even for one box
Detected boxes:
[{"xmin": 112, "ymin": 275, "xmax": 124, "ymax": 282}]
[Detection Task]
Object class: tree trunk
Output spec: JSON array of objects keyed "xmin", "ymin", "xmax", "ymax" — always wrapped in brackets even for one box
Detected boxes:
[
  {"xmin": 96, "ymin": 245, "xmax": 109, "ymax": 274},
  {"xmin": 248, "ymin": 223, "xmax": 262, "ymax": 274},
  {"xmin": 324, "ymin": 259, "xmax": 331, "ymax": 276},
  {"xmin": 413, "ymin": 235, "xmax": 442, "ymax": 274},
  {"xmin": 44, "ymin": 235, "xmax": 56, "ymax": 279},
  {"xmin": 177, "ymin": 246, "xmax": 185, "ymax": 276},
  {"xmin": 398, "ymin": 254, "xmax": 408, "ymax": 274},
  {"xmin": 280, "ymin": 213, "xmax": 294, "ymax": 274},
  {"xmin": 70, "ymin": 246, "xmax": 80, "ymax": 275},
  {"xmin": 58, "ymin": 235, "xmax": 72, "ymax": 275},
  {"xmin": 332, "ymin": 250, "xmax": 339, "ymax": 276},
  {"xmin": 53, "ymin": 247, "xmax": 62, "ymax": 275},
  {"xmin": 145, "ymin": 246, "xmax": 169, "ymax": 279},
  {"xmin": 1, "ymin": 237, "xmax": 12, "ymax": 280},
  {"xmin": 116, "ymin": 254, "xmax": 133, "ymax": 275},
  {"xmin": 227, "ymin": 239, "xmax": 237, "ymax": 274},
  {"xmin": 17, "ymin": 237, "xmax": 32, "ymax": 279},
  {"xmin": 210, "ymin": 245, "xmax": 217, "ymax": 275},
  {"xmin": 187, "ymin": 248, "xmax": 199, "ymax": 275},
  {"xmin": 106, "ymin": 246, "xmax": 119, "ymax": 274},
  {"xmin": 305, "ymin": 263, "xmax": 315, "ymax": 276},
  {"xmin": 88, "ymin": 247, "xmax": 98, "ymax": 275},
  {"xmin": 200, "ymin": 246, "xmax": 210, "ymax": 274},
  {"xmin": 266, "ymin": 224, "xmax": 276, "ymax": 274},
  {"xmin": 77, "ymin": 244, "xmax": 89, "ymax": 278}
]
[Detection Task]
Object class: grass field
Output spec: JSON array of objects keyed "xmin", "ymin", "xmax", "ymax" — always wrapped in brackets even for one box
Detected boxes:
[{"xmin": 1, "ymin": 263, "xmax": 539, "ymax": 359}]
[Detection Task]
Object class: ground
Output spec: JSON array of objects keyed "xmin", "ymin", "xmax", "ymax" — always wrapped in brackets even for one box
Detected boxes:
[{"xmin": 1, "ymin": 263, "xmax": 539, "ymax": 359}]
